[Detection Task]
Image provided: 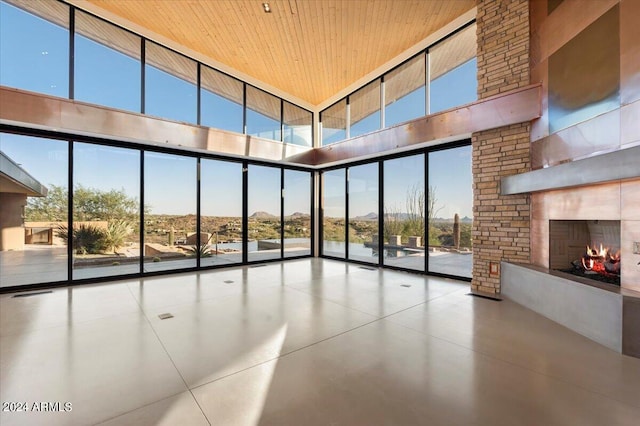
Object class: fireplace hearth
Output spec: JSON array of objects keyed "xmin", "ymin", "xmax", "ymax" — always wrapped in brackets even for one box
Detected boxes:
[{"xmin": 549, "ymin": 220, "xmax": 621, "ymax": 286}]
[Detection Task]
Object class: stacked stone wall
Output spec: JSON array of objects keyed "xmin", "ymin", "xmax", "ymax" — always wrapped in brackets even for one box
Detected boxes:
[{"xmin": 472, "ymin": 0, "xmax": 531, "ymax": 295}]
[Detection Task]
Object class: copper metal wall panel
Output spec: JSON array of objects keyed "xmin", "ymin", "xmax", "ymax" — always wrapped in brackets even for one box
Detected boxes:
[
  {"xmin": 621, "ymin": 220, "xmax": 640, "ymax": 292},
  {"xmin": 547, "ymin": 5, "xmax": 619, "ymax": 134},
  {"xmin": 531, "ymin": 182, "xmax": 621, "ymax": 221},
  {"xmin": 0, "ymin": 87, "xmax": 311, "ymax": 164},
  {"xmin": 621, "ymin": 179, "xmax": 640, "ymax": 220},
  {"xmin": 530, "ymin": 109, "xmax": 621, "ymax": 169},
  {"xmin": 530, "ymin": 217, "xmax": 549, "ymax": 268},
  {"xmin": 537, "ymin": 0, "xmax": 618, "ymax": 60},
  {"xmin": 620, "ymin": 0, "xmax": 640, "ymax": 105},
  {"xmin": 530, "ymin": 59, "xmax": 549, "ymax": 143},
  {"xmin": 310, "ymin": 84, "xmax": 541, "ymax": 167}
]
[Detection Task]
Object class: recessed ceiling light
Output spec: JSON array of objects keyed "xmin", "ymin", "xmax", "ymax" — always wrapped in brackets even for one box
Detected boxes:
[{"xmin": 262, "ymin": 2, "xmax": 271, "ymax": 13}]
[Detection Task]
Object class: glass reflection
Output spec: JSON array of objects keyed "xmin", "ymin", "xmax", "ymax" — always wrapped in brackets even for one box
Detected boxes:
[
  {"xmin": 383, "ymin": 154, "xmax": 425, "ymax": 271},
  {"xmin": 350, "ymin": 79, "xmax": 381, "ymax": 138},
  {"xmin": 428, "ymin": 146, "xmax": 473, "ymax": 278},
  {"xmin": 429, "ymin": 23, "xmax": 477, "ymax": 114},
  {"xmin": 0, "ymin": 0, "xmax": 69, "ymax": 97},
  {"xmin": 322, "ymin": 169, "xmax": 346, "ymax": 258},
  {"xmin": 144, "ymin": 152, "xmax": 197, "ymax": 271},
  {"xmin": 74, "ymin": 11, "xmax": 141, "ymax": 112},
  {"xmin": 0, "ymin": 133, "xmax": 68, "ymax": 287},
  {"xmin": 348, "ymin": 163, "xmax": 378, "ymax": 263},
  {"xmin": 247, "ymin": 165, "xmax": 281, "ymax": 262},
  {"xmin": 200, "ymin": 159, "xmax": 243, "ymax": 266},
  {"xmin": 321, "ymin": 100, "xmax": 347, "ymax": 146},
  {"xmin": 283, "ymin": 102, "xmax": 312, "ymax": 147},
  {"xmin": 246, "ymin": 86, "xmax": 281, "ymax": 141},
  {"xmin": 548, "ymin": 6, "xmax": 619, "ymax": 133},
  {"xmin": 145, "ymin": 41, "xmax": 197, "ymax": 124},
  {"xmin": 73, "ymin": 143, "xmax": 140, "ymax": 279},
  {"xmin": 200, "ymin": 66, "xmax": 243, "ymax": 133},
  {"xmin": 385, "ymin": 55, "xmax": 426, "ymax": 127}
]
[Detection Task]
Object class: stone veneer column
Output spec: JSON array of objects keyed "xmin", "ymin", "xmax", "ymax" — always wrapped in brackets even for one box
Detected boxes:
[{"xmin": 472, "ymin": 0, "xmax": 531, "ymax": 296}]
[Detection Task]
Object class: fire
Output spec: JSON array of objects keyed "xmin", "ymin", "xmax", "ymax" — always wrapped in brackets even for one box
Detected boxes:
[{"xmin": 581, "ymin": 243, "xmax": 620, "ymax": 275}]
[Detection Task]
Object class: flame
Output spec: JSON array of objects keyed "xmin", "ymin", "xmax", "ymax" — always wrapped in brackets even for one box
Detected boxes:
[
  {"xmin": 586, "ymin": 243, "xmax": 607, "ymax": 257},
  {"xmin": 582, "ymin": 243, "xmax": 620, "ymax": 276}
]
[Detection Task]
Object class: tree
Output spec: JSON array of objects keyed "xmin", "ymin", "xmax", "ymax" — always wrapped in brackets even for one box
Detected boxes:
[
  {"xmin": 427, "ymin": 185, "xmax": 444, "ymax": 247},
  {"xmin": 26, "ymin": 184, "xmax": 144, "ymax": 223},
  {"xmin": 25, "ymin": 185, "xmax": 68, "ymax": 221},
  {"xmin": 405, "ymin": 183, "xmax": 425, "ymax": 239}
]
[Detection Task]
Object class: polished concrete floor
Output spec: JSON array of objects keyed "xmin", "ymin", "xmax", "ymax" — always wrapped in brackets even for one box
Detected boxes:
[{"xmin": 1, "ymin": 259, "xmax": 639, "ymax": 426}]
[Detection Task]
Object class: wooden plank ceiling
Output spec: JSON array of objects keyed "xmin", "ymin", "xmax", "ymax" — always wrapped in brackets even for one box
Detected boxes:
[{"xmin": 83, "ymin": 0, "xmax": 475, "ymax": 106}]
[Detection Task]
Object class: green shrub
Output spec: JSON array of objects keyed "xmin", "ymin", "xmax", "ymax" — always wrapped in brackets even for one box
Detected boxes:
[{"xmin": 56, "ymin": 224, "xmax": 109, "ymax": 254}]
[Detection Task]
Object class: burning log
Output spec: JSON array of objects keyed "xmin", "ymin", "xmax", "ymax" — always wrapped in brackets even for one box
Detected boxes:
[{"xmin": 576, "ymin": 243, "xmax": 620, "ymax": 276}]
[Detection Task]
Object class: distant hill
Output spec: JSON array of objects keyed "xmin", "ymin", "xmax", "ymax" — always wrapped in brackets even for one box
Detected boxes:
[
  {"xmin": 250, "ymin": 211, "xmax": 277, "ymax": 219},
  {"xmin": 354, "ymin": 212, "xmax": 378, "ymax": 221},
  {"xmin": 288, "ymin": 212, "xmax": 310, "ymax": 218}
]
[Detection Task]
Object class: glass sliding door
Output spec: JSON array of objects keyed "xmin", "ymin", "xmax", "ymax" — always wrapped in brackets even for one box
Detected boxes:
[
  {"xmin": 283, "ymin": 170, "xmax": 311, "ymax": 258},
  {"xmin": 322, "ymin": 169, "xmax": 346, "ymax": 258},
  {"xmin": 383, "ymin": 154, "xmax": 425, "ymax": 271},
  {"xmin": 247, "ymin": 165, "xmax": 281, "ymax": 262},
  {"xmin": 200, "ymin": 159, "xmax": 243, "ymax": 266},
  {"xmin": 0, "ymin": 133, "xmax": 68, "ymax": 287},
  {"xmin": 348, "ymin": 163, "xmax": 378, "ymax": 263},
  {"xmin": 428, "ymin": 146, "xmax": 473, "ymax": 278},
  {"xmin": 73, "ymin": 143, "xmax": 140, "ymax": 279},
  {"xmin": 144, "ymin": 152, "xmax": 197, "ymax": 271}
]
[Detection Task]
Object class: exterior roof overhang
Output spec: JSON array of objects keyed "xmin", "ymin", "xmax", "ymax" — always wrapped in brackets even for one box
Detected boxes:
[{"xmin": 0, "ymin": 150, "xmax": 48, "ymax": 197}]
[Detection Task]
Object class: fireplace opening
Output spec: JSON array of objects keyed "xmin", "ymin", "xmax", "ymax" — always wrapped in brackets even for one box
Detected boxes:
[{"xmin": 549, "ymin": 220, "xmax": 621, "ymax": 286}]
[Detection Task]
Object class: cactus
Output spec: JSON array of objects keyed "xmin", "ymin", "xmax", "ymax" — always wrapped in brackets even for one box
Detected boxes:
[
  {"xmin": 453, "ymin": 213, "xmax": 460, "ymax": 250},
  {"xmin": 169, "ymin": 227, "xmax": 175, "ymax": 246}
]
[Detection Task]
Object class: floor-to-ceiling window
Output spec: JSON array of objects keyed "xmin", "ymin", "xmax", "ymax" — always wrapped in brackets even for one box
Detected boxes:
[
  {"xmin": 322, "ymin": 169, "xmax": 346, "ymax": 258},
  {"xmin": 283, "ymin": 170, "xmax": 311, "ymax": 258},
  {"xmin": 0, "ymin": 133, "xmax": 69, "ymax": 288},
  {"xmin": 247, "ymin": 165, "xmax": 282, "ymax": 262},
  {"xmin": 143, "ymin": 152, "xmax": 197, "ymax": 272},
  {"xmin": 320, "ymin": 143, "xmax": 472, "ymax": 280},
  {"xmin": 200, "ymin": 159, "xmax": 243, "ymax": 266},
  {"xmin": 348, "ymin": 163, "xmax": 379, "ymax": 263},
  {"xmin": 383, "ymin": 154, "xmax": 425, "ymax": 271},
  {"xmin": 73, "ymin": 143, "xmax": 141, "ymax": 279},
  {"xmin": 427, "ymin": 145, "xmax": 473, "ymax": 278}
]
